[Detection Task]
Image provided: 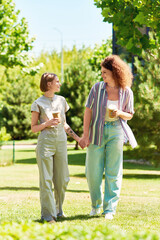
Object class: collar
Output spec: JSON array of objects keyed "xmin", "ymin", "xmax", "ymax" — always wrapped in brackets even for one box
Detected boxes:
[{"xmin": 101, "ymin": 81, "xmax": 107, "ymax": 90}]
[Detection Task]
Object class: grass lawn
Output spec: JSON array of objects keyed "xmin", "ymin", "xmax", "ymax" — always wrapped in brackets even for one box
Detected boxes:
[{"xmin": 0, "ymin": 145, "xmax": 160, "ymax": 236}]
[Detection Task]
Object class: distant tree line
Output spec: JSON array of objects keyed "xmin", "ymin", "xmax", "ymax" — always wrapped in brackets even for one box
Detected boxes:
[{"xmin": 0, "ymin": 0, "xmax": 160, "ymax": 166}]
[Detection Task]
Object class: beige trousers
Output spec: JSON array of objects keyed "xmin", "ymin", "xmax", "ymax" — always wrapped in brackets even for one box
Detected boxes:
[{"xmin": 36, "ymin": 128, "xmax": 70, "ymax": 221}]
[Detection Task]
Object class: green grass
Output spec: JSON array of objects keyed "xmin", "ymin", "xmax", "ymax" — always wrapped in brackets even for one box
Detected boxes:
[
  {"xmin": 0, "ymin": 148, "xmax": 13, "ymax": 166},
  {"xmin": 0, "ymin": 145, "xmax": 160, "ymax": 237}
]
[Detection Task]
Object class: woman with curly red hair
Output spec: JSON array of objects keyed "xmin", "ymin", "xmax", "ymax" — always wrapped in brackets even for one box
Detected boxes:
[{"xmin": 80, "ymin": 55, "xmax": 137, "ymax": 220}]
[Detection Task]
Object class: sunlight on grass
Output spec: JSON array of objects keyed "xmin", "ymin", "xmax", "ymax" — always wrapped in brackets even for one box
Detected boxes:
[
  {"xmin": 0, "ymin": 148, "xmax": 13, "ymax": 166},
  {"xmin": 0, "ymin": 146, "xmax": 160, "ymax": 235}
]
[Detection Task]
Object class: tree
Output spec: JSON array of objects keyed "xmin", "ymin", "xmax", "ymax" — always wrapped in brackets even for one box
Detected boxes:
[
  {"xmin": 130, "ymin": 32, "xmax": 160, "ymax": 166},
  {"xmin": 0, "ymin": 0, "xmax": 35, "ymax": 68},
  {"xmin": 60, "ymin": 56, "xmax": 97, "ymax": 149},
  {"xmin": 1, "ymin": 70, "xmax": 39, "ymax": 139},
  {"xmin": 94, "ymin": 0, "xmax": 160, "ymax": 55},
  {"xmin": 88, "ymin": 39, "xmax": 112, "ymax": 77},
  {"xmin": 60, "ymin": 41, "xmax": 112, "ymax": 149}
]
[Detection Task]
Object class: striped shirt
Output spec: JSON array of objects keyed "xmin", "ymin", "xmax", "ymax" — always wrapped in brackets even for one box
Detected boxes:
[{"xmin": 85, "ymin": 81, "xmax": 137, "ymax": 148}]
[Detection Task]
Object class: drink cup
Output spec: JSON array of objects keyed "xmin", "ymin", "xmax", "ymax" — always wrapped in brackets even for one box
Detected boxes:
[
  {"xmin": 108, "ymin": 104, "xmax": 117, "ymax": 118},
  {"xmin": 52, "ymin": 111, "xmax": 61, "ymax": 123}
]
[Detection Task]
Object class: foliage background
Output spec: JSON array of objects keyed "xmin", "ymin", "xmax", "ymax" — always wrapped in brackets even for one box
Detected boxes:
[{"xmin": 1, "ymin": 0, "xmax": 160, "ymax": 166}]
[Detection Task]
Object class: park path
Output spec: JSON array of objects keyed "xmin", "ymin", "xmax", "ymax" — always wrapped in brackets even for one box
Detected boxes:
[{"xmin": 1, "ymin": 143, "xmax": 75, "ymax": 149}]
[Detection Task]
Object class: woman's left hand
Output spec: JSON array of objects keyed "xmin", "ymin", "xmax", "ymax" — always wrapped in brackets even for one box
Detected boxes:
[
  {"xmin": 114, "ymin": 109, "xmax": 133, "ymax": 120},
  {"xmin": 114, "ymin": 109, "xmax": 121, "ymax": 117}
]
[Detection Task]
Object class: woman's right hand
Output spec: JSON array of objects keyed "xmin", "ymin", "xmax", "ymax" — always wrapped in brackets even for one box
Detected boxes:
[
  {"xmin": 45, "ymin": 118, "xmax": 59, "ymax": 128},
  {"xmin": 79, "ymin": 136, "xmax": 90, "ymax": 149}
]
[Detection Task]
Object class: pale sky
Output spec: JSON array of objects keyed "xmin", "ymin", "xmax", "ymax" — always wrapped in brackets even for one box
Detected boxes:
[{"xmin": 14, "ymin": 0, "xmax": 112, "ymax": 55}]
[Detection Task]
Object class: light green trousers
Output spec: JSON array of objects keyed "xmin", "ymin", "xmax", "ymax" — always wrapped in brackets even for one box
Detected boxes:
[
  {"xmin": 36, "ymin": 128, "xmax": 70, "ymax": 221},
  {"xmin": 86, "ymin": 120, "xmax": 123, "ymax": 215}
]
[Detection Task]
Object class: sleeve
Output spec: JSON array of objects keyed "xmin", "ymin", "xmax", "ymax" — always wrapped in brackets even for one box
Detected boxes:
[
  {"xmin": 124, "ymin": 88, "xmax": 135, "ymax": 114},
  {"xmin": 85, "ymin": 85, "xmax": 95, "ymax": 109},
  {"xmin": 65, "ymin": 99, "xmax": 70, "ymax": 112},
  {"xmin": 31, "ymin": 101, "xmax": 40, "ymax": 113}
]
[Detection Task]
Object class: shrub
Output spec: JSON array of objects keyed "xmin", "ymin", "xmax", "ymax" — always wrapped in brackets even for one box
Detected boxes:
[
  {"xmin": 0, "ymin": 221, "xmax": 159, "ymax": 240},
  {"xmin": 0, "ymin": 126, "xmax": 11, "ymax": 147},
  {"xmin": 130, "ymin": 32, "xmax": 160, "ymax": 167}
]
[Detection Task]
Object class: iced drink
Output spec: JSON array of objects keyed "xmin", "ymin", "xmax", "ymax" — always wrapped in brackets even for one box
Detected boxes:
[
  {"xmin": 108, "ymin": 104, "xmax": 117, "ymax": 118},
  {"xmin": 52, "ymin": 111, "xmax": 60, "ymax": 123}
]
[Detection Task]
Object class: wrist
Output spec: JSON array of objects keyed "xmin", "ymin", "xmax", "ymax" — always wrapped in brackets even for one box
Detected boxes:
[
  {"xmin": 83, "ymin": 132, "xmax": 89, "ymax": 137},
  {"xmin": 76, "ymin": 136, "xmax": 81, "ymax": 142},
  {"xmin": 43, "ymin": 122, "xmax": 47, "ymax": 128},
  {"xmin": 117, "ymin": 110, "xmax": 123, "ymax": 117},
  {"xmin": 83, "ymin": 135, "xmax": 89, "ymax": 140}
]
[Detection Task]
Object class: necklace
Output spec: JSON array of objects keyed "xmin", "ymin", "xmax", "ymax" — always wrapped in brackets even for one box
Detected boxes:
[{"xmin": 106, "ymin": 83, "xmax": 119, "ymax": 89}]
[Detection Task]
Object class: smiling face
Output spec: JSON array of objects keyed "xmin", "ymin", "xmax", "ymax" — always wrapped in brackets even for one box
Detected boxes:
[
  {"xmin": 101, "ymin": 66, "xmax": 115, "ymax": 85},
  {"xmin": 48, "ymin": 76, "xmax": 61, "ymax": 93}
]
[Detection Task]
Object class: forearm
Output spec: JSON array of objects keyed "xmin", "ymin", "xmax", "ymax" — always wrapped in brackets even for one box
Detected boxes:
[
  {"xmin": 78, "ymin": 107, "xmax": 92, "ymax": 148},
  {"xmin": 64, "ymin": 123, "xmax": 80, "ymax": 142},
  {"xmin": 31, "ymin": 122, "xmax": 47, "ymax": 133},
  {"xmin": 117, "ymin": 110, "xmax": 133, "ymax": 121},
  {"xmin": 31, "ymin": 112, "xmax": 59, "ymax": 133},
  {"xmin": 83, "ymin": 107, "xmax": 92, "ymax": 137}
]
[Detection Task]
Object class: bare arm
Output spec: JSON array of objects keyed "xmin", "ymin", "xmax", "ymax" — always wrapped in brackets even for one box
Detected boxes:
[
  {"xmin": 64, "ymin": 122, "xmax": 81, "ymax": 143},
  {"xmin": 114, "ymin": 110, "xmax": 133, "ymax": 121},
  {"xmin": 79, "ymin": 107, "xmax": 92, "ymax": 148},
  {"xmin": 31, "ymin": 111, "xmax": 59, "ymax": 133},
  {"xmin": 83, "ymin": 107, "xmax": 92, "ymax": 137}
]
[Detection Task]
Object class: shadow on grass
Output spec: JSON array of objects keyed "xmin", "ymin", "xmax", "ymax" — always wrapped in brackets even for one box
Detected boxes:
[
  {"xmin": 123, "ymin": 162, "xmax": 160, "ymax": 171},
  {"xmin": 15, "ymin": 149, "xmax": 160, "ymax": 172},
  {"xmin": 16, "ymin": 158, "xmax": 37, "ymax": 164},
  {"xmin": 15, "ymin": 151, "xmax": 86, "ymax": 165},
  {"xmin": 56, "ymin": 214, "xmax": 100, "ymax": 222},
  {"xmin": 34, "ymin": 214, "xmax": 100, "ymax": 223},
  {"xmin": 123, "ymin": 174, "xmax": 160, "ymax": 179},
  {"xmin": 16, "ymin": 149, "xmax": 35, "ymax": 153},
  {"xmin": 0, "ymin": 186, "xmax": 88, "ymax": 193},
  {"xmin": 66, "ymin": 189, "xmax": 89, "ymax": 193},
  {"xmin": 0, "ymin": 186, "xmax": 39, "ymax": 191},
  {"xmin": 68, "ymin": 153, "xmax": 86, "ymax": 166},
  {"xmin": 71, "ymin": 172, "xmax": 160, "ymax": 179}
]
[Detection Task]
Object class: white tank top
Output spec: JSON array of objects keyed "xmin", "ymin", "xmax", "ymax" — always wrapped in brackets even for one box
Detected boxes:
[{"xmin": 105, "ymin": 100, "xmax": 119, "ymax": 122}]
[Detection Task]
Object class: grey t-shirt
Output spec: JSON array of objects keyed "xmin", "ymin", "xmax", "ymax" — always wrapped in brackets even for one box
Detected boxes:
[{"xmin": 31, "ymin": 94, "xmax": 69, "ymax": 128}]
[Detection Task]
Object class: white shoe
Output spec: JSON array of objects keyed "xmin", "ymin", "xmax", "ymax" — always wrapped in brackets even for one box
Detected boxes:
[
  {"xmin": 90, "ymin": 208, "xmax": 101, "ymax": 216},
  {"xmin": 105, "ymin": 212, "xmax": 114, "ymax": 220},
  {"xmin": 57, "ymin": 213, "xmax": 66, "ymax": 218}
]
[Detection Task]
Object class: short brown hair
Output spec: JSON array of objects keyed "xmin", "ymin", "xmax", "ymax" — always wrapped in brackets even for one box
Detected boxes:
[
  {"xmin": 101, "ymin": 55, "xmax": 133, "ymax": 89},
  {"xmin": 40, "ymin": 73, "xmax": 57, "ymax": 92}
]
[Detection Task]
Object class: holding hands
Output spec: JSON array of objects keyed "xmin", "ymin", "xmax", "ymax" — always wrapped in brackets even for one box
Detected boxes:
[{"xmin": 79, "ymin": 135, "xmax": 90, "ymax": 149}]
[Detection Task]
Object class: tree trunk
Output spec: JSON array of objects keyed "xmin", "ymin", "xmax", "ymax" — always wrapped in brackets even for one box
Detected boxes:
[{"xmin": 74, "ymin": 141, "xmax": 79, "ymax": 150}]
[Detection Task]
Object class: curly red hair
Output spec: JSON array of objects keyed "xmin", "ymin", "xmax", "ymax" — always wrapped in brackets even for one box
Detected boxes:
[{"xmin": 101, "ymin": 55, "xmax": 133, "ymax": 89}]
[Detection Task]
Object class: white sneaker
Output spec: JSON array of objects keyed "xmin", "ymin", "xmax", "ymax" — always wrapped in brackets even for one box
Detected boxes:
[
  {"xmin": 105, "ymin": 212, "xmax": 114, "ymax": 220},
  {"xmin": 57, "ymin": 213, "xmax": 66, "ymax": 218},
  {"xmin": 90, "ymin": 208, "xmax": 101, "ymax": 216}
]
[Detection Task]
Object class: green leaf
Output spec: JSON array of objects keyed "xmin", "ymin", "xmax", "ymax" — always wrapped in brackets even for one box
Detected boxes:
[
  {"xmin": 133, "ymin": 12, "xmax": 147, "ymax": 25},
  {"xmin": 101, "ymin": 7, "xmax": 110, "ymax": 18}
]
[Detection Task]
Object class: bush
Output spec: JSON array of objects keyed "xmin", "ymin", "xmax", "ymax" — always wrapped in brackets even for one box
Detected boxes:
[
  {"xmin": 60, "ymin": 57, "xmax": 97, "ymax": 149},
  {"xmin": 1, "ymin": 76, "xmax": 38, "ymax": 140},
  {"xmin": 130, "ymin": 32, "xmax": 160, "ymax": 167},
  {"xmin": 0, "ymin": 221, "xmax": 159, "ymax": 240},
  {"xmin": 0, "ymin": 126, "xmax": 11, "ymax": 147}
]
